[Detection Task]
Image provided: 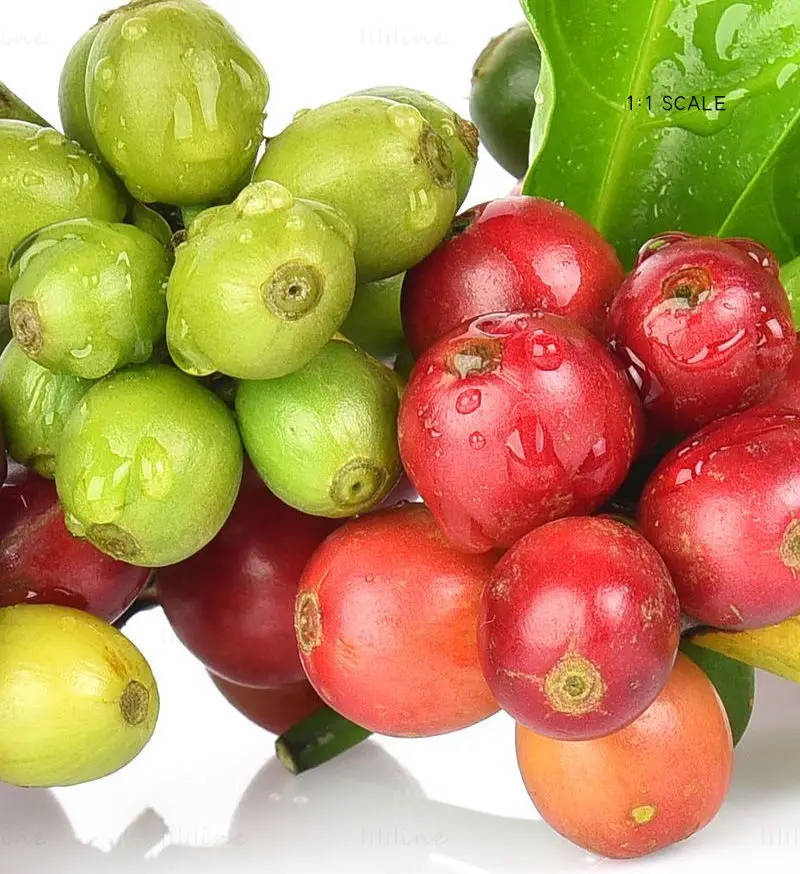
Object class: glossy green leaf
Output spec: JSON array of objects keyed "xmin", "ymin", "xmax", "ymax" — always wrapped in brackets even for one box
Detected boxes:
[
  {"xmin": 520, "ymin": 0, "xmax": 800, "ymax": 266},
  {"xmin": 782, "ymin": 256, "xmax": 800, "ymax": 326}
]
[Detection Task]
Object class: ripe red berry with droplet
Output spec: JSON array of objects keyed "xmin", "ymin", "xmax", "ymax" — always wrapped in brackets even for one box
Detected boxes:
[
  {"xmin": 480, "ymin": 516, "xmax": 680, "ymax": 740},
  {"xmin": 640, "ymin": 408, "xmax": 800, "ymax": 630},
  {"xmin": 0, "ymin": 462, "xmax": 150, "ymax": 622},
  {"xmin": 607, "ymin": 233, "xmax": 795, "ymax": 435},
  {"xmin": 398, "ymin": 311, "xmax": 643, "ymax": 553},
  {"xmin": 401, "ymin": 196, "xmax": 625, "ymax": 356}
]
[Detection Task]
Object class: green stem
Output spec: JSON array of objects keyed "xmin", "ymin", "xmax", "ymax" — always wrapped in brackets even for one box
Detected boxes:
[
  {"xmin": 276, "ymin": 706, "xmax": 372, "ymax": 775},
  {"xmin": 0, "ymin": 82, "xmax": 49, "ymax": 126}
]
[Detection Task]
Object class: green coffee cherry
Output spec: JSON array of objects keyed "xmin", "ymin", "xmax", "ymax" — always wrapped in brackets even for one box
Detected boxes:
[
  {"xmin": 85, "ymin": 0, "xmax": 269, "ymax": 205},
  {"xmin": 130, "ymin": 201, "xmax": 174, "ymax": 247},
  {"xmin": 236, "ymin": 338, "xmax": 402, "ymax": 517},
  {"xmin": 55, "ymin": 364, "xmax": 243, "ymax": 567},
  {"xmin": 254, "ymin": 96, "xmax": 458, "ymax": 282},
  {"xmin": 9, "ymin": 218, "xmax": 171, "ymax": 379},
  {"xmin": 59, "ymin": 25, "xmax": 103, "ymax": 158},
  {"xmin": 470, "ymin": 23, "xmax": 541, "ymax": 179},
  {"xmin": 0, "ymin": 120, "xmax": 126, "ymax": 303},
  {"xmin": 0, "ymin": 341, "xmax": 91, "ymax": 477},
  {"xmin": 353, "ymin": 86, "xmax": 478, "ymax": 207},
  {"xmin": 0, "ymin": 604, "xmax": 159, "ymax": 788},
  {"xmin": 167, "ymin": 181, "xmax": 357, "ymax": 380},
  {"xmin": 341, "ymin": 273, "xmax": 406, "ymax": 359}
]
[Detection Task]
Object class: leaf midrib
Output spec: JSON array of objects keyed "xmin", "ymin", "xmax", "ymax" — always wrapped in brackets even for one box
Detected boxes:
[{"xmin": 591, "ymin": 0, "xmax": 675, "ymax": 234}]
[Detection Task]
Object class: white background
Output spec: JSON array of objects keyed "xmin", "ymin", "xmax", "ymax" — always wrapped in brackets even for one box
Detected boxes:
[{"xmin": 4, "ymin": 2, "xmax": 800, "ymax": 872}]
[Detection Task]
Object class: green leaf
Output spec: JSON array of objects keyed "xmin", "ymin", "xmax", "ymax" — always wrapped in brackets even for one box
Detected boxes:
[
  {"xmin": 520, "ymin": 0, "xmax": 800, "ymax": 267},
  {"xmin": 0, "ymin": 82, "xmax": 48, "ymax": 127},
  {"xmin": 680, "ymin": 638, "xmax": 755, "ymax": 746},
  {"xmin": 782, "ymin": 256, "xmax": 800, "ymax": 327}
]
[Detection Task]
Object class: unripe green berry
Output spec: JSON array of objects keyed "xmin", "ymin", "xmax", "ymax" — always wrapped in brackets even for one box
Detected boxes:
[
  {"xmin": 85, "ymin": 0, "xmax": 269, "ymax": 205},
  {"xmin": 236, "ymin": 338, "xmax": 402, "ymax": 517},
  {"xmin": 341, "ymin": 272, "xmax": 406, "ymax": 359},
  {"xmin": 55, "ymin": 364, "xmax": 243, "ymax": 567},
  {"xmin": 167, "ymin": 181, "xmax": 357, "ymax": 380},
  {"xmin": 352, "ymin": 86, "xmax": 478, "ymax": 207},
  {"xmin": 9, "ymin": 218, "xmax": 171, "ymax": 379},
  {"xmin": 0, "ymin": 341, "xmax": 91, "ymax": 477},
  {"xmin": 59, "ymin": 25, "xmax": 103, "ymax": 158},
  {"xmin": 0, "ymin": 120, "xmax": 126, "ymax": 303},
  {"xmin": 254, "ymin": 96, "xmax": 458, "ymax": 282}
]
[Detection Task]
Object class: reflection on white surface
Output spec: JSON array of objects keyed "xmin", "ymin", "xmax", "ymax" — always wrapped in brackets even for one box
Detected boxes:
[{"xmin": 3, "ymin": 610, "xmax": 800, "ymax": 873}]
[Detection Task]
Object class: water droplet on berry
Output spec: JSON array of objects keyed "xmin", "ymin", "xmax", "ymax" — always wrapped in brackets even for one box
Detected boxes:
[
  {"xmin": 236, "ymin": 182, "xmax": 293, "ymax": 216},
  {"xmin": 173, "ymin": 94, "xmax": 194, "ymax": 141},
  {"xmin": 93, "ymin": 57, "xmax": 116, "ymax": 91},
  {"xmin": 506, "ymin": 429, "xmax": 527, "ymax": 463},
  {"xmin": 675, "ymin": 468, "xmax": 693, "ymax": 486},
  {"xmin": 76, "ymin": 451, "xmax": 132, "ymax": 524},
  {"xmin": 765, "ymin": 318, "xmax": 786, "ymax": 339},
  {"xmin": 136, "ymin": 437, "xmax": 173, "ymax": 500},
  {"xmin": 634, "ymin": 232, "xmax": 693, "ymax": 267},
  {"xmin": 456, "ymin": 389, "xmax": 481, "ymax": 415},
  {"xmin": 529, "ymin": 330, "xmax": 564, "ymax": 370},
  {"xmin": 387, "ymin": 102, "xmax": 422, "ymax": 132},
  {"xmin": 405, "ymin": 188, "xmax": 437, "ymax": 231},
  {"xmin": 34, "ymin": 128, "xmax": 64, "ymax": 147},
  {"xmin": 476, "ymin": 318, "xmax": 499, "ymax": 334},
  {"xmin": 469, "ymin": 432, "xmax": 486, "ymax": 450},
  {"xmin": 70, "ymin": 343, "xmax": 94, "ymax": 360},
  {"xmin": 121, "ymin": 17, "xmax": 148, "ymax": 41},
  {"xmin": 724, "ymin": 238, "xmax": 781, "ymax": 276}
]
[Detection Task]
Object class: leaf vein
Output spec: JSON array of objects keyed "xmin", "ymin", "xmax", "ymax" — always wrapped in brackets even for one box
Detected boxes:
[
  {"xmin": 592, "ymin": 0, "xmax": 674, "ymax": 233},
  {"xmin": 717, "ymin": 103, "xmax": 800, "ymax": 250},
  {"xmin": 548, "ymin": 10, "xmax": 626, "ymax": 115}
]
